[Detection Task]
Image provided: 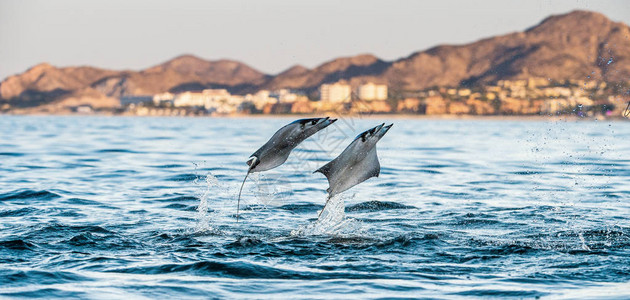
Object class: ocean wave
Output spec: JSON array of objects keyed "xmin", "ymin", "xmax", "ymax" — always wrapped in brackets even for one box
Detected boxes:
[
  {"xmin": 450, "ymin": 288, "xmax": 549, "ymax": 298},
  {"xmin": 0, "ymin": 270, "xmax": 93, "ymax": 289},
  {"xmin": 0, "ymin": 152, "xmax": 25, "ymax": 157},
  {"xmin": 163, "ymin": 203, "xmax": 199, "ymax": 211},
  {"xmin": 0, "ymin": 207, "xmax": 40, "ymax": 217},
  {"xmin": 107, "ymin": 260, "xmax": 389, "ymax": 280},
  {"xmin": 167, "ymin": 173, "xmax": 200, "ymax": 182},
  {"xmin": 0, "ymin": 239, "xmax": 36, "ymax": 250},
  {"xmin": 95, "ymin": 148, "xmax": 145, "ymax": 154},
  {"xmin": 346, "ymin": 200, "xmax": 415, "ymax": 212},
  {"xmin": 149, "ymin": 163, "xmax": 188, "ymax": 169},
  {"xmin": 0, "ymin": 189, "xmax": 60, "ymax": 202},
  {"xmin": 152, "ymin": 195, "xmax": 199, "ymax": 202},
  {"xmin": 279, "ymin": 203, "xmax": 321, "ymax": 212},
  {"xmin": 25, "ymin": 224, "xmax": 115, "ymax": 240}
]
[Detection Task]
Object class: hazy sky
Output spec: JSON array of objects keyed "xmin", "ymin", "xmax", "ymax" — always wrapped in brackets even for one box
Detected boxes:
[{"xmin": 1, "ymin": 0, "xmax": 629, "ymax": 80}]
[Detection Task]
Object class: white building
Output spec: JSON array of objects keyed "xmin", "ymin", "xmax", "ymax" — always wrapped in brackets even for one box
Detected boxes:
[
  {"xmin": 153, "ymin": 92, "xmax": 174, "ymax": 106},
  {"xmin": 245, "ymin": 90, "xmax": 276, "ymax": 110},
  {"xmin": 358, "ymin": 83, "xmax": 388, "ymax": 101},
  {"xmin": 173, "ymin": 89, "xmax": 244, "ymax": 113},
  {"xmin": 174, "ymin": 91, "xmax": 207, "ymax": 107},
  {"xmin": 271, "ymin": 89, "xmax": 303, "ymax": 103},
  {"xmin": 173, "ymin": 89, "xmax": 230, "ymax": 107},
  {"xmin": 320, "ymin": 82, "xmax": 352, "ymax": 102}
]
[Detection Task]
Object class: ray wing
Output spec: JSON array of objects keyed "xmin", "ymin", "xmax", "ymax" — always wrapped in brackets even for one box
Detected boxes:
[
  {"xmin": 315, "ymin": 158, "xmax": 339, "ymax": 194},
  {"xmin": 316, "ymin": 146, "xmax": 381, "ymax": 196}
]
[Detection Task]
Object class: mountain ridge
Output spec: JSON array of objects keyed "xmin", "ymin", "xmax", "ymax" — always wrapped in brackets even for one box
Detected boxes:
[{"xmin": 2, "ymin": 10, "xmax": 629, "ymax": 108}]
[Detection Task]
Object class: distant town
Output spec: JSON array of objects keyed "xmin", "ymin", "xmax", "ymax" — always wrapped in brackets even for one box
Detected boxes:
[
  {"xmin": 108, "ymin": 78, "xmax": 628, "ymax": 118},
  {"xmin": 2, "ymin": 11, "xmax": 629, "ymax": 118}
]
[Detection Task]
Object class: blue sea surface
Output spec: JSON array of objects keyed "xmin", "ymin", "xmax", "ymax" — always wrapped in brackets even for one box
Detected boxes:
[{"xmin": 1, "ymin": 115, "xmax": 629, "ymax": 298}]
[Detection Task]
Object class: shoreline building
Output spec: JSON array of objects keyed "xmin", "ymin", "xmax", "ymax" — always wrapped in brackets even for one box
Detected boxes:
[
  {"xmin": 358, "ymin": 82, "xmax": 388, "ymax": 101},
  {"xmin": 320, "ymin": 82, "xmax": 351, "ymax": 102},
  {"xmin": 152, "ymin": 92, "xmax": 175, "ymax": 106},
  {"xmin": 271, "ymin": 89, "xmax": 304, "ymax": 103},
  {"xmin": 245, "ymin": 90, "xmax": 275, "ymax": 110},
  {"xmin": 173, "ymin": 89, "xmax": 239, "ymax": 113}
]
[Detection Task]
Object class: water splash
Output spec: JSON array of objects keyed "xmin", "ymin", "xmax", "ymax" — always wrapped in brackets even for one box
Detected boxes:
[
  {"xmin": 195, "ymin": 174, "xmax": 219, "ymax": 233},
  {"xmin": 291, "ymin": 195, "xmax": 364, "ymax": 236},
  {"xmin": 254, "ymin": 173, "xmax": 292, "ymax": 209},
  {"xmin": 578, "ymin": 231, "xmax": 592, "ymax": 251}
]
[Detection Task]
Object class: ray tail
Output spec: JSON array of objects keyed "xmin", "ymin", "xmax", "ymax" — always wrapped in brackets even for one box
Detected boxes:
[
  {"xmin": 318, "ymin": 194, "xmax": 333, "ymax": 218},
  {"xmin": 236, "ymin": 171, "xmax": 250, "ymax": 222}
]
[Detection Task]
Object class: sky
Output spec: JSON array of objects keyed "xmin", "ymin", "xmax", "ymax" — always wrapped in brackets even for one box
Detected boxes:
[{"xmin": 1, "ymin": 0, "xmax": 629, "ymax": 80}]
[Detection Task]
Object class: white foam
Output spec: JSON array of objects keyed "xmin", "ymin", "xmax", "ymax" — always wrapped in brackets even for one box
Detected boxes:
[
  {"xmin": 291, "ymin": 195, "xmax": 365, "ymax": 236},
  {"xmin": 195, "ymin": 174, "xmax": 218, "ymax": 233}
]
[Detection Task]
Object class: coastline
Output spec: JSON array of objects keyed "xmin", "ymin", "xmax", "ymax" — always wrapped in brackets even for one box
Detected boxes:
[{"xmin": 2, "ymin": 111, "xmax": 628, "ymax": 121}]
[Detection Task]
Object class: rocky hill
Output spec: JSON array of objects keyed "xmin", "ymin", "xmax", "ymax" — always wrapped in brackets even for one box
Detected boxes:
[
  {"xmin": 1, "ymin": 10, "xmax": 628, "ymax": 108},
  {"xmin": 262, "ymin": 54, "xmax": 390, "ymax": 92},
  {"xmin": 383, "ymin": 10, "xmax": 630, "ymax": 90},
  {"xmin": 0, "ymin": 55, "xmax": 268, "ymax": 108}
]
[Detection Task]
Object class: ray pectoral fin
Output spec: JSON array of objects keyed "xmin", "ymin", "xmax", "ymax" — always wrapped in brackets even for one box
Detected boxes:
[
  {"xmin": 314, "ymin": 161, "xmax": 336, "ymax": 188},
  {"xmin": 363, "ymin": 147, "xmax": 381, "ymax": 180},
  {"xmin": 314, "ymin": 163, "xmax": 332, "ymax": 178}
]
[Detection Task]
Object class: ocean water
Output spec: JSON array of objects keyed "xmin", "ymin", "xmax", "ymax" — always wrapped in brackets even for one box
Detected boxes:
[{"xmin": 1, "ymin": 115, "xmax": 629, "ymax": 299}]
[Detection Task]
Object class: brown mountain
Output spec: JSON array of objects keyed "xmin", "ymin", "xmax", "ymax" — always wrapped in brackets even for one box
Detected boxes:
[
  {"xmin": 263, "ymin": 54, "xmax": 389, "ymax": 91},
  {"xmin": 100, "ymin": 54, "xmax": 270, "ymax": 96},
  {"xmin": 0, "ymin": 54, "xmax": 268, "ymax": 108},
  {"xmin": 0, "ymin": 63, "xmax": 118, "ymax": 107},
  {"xmin": 1, "ymin": 10, "xmax": 628, "ymax": 108},
  {"xmin": 264, "ymin": 10, "xmax": 630, "ymax": 91},
  {"xmin": 384, "ymin": 10, "xmax": 630, "ymax": 90}
]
